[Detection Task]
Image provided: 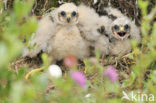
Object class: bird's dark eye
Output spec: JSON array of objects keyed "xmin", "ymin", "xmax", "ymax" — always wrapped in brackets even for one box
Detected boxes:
[
  {"xmin": 124, "ymin": 24, "xmax": 129, "ymax": 30},
  {"xmin": 113, "ymin": 25, "xmax": 119, "ymax": 30},
  {"xmin": 72, "ymin": 11, "xmax": 77, "ymax": 17},
  {"xmin": 60, "ymin": 11, "xmax": 66, "ymax": 17}
]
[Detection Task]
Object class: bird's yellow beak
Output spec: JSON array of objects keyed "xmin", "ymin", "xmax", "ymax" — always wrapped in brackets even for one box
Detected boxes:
[
  {"xmin": 120, "ymin": 27, "xmax": 124, "ymax": 31},
  {"xmin": 67, "ymin": 13, "xmax": 71, "ymax": 18},
  {"xmin": 67, "ymin": 13, "xmax": 71, "ymax": 23}
]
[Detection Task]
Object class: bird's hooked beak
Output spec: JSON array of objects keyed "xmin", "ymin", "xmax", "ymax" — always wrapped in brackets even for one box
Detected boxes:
[{"xmin": 67, "ymin": 13, "xmax": 71, "ymax": 23}]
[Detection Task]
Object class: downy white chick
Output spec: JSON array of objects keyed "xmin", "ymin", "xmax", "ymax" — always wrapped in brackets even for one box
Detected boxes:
[
  {"xmin": 23, "ymin": 3, "xmax": 89, "ymax": 62},
  {"xmin": 103, "ymin": 7, "xmax": 141, "ymax": 56},
  {"xmin": 46, "ymin": 3, "xmax": 89, "ymax": 62}
]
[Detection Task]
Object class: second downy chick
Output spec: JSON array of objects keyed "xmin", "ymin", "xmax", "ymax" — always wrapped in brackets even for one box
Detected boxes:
[
  {"xmin": 108, "ymin": 17, "xmax": 141, "ymax": 56},
  {"xmin": 105, "ymin": 7, "xmax": 141, "ymax": 56},
  {"xmin": 96, "ymin": 7, "xmax": 141, "ymax": 56}
]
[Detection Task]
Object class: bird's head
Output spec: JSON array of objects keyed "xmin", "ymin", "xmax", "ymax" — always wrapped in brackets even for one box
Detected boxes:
[
  {"xmin": 57, "ymin": 3, "xmax": 79, "ymax": 25},
  {"xmin": 111, "ymin": 17, "xmax": 131, "ymax": 40}
]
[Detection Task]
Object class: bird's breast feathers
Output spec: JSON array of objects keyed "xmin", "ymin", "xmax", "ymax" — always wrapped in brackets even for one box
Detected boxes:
[{"xmin": 48, "ymin": 25, "xmax": 88, "ymax": 60}]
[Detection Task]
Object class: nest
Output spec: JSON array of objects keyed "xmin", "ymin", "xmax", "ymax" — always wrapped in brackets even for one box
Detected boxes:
[{"xmin": 9, "ymin": 0, "xmax": 156, "ymax": 82}]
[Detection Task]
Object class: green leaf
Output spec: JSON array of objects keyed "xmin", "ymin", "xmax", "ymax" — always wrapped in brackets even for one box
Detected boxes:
[{"xmin": 14, "ymin": 0, "xmax": 34, "ymax": 19}]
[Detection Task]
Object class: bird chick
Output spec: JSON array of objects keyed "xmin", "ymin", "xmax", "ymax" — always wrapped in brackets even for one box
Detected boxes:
[
  {"xmin": 97, "ymin": 7, "xmax": 141, "ymax": 56},
  {"xmin": 23, "ymin": 3, "xmax": 89, "ymax": 62},
  {"xmin": 46, "ymin": 3, "xmax": 89, "ymax": 62},
  {"xmin": 108, "ymin": 16, "xmax": 141, "ymax": 56}
]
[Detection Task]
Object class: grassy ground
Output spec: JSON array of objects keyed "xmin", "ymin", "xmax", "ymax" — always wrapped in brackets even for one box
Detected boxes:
[
  {"xmin": 1, "ymin": 0, "xmax": 156, "ymax": 103},
  {"xmin": 10, "ymin": 0, "xmax": 155, "ymax": 84}
]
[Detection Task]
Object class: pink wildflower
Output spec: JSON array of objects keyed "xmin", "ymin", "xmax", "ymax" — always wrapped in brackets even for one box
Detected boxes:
[
  {"xmin": 103, "ymin": 66, "xmax": 118, "ymax": 83},
  {"xmin": 71, "ymin": 71, "xmax": 87, "ymax": 87}
]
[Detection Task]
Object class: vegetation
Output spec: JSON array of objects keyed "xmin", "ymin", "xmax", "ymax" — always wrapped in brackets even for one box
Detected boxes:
[{"xmin": 0, "ymin": 0, "xmax": 156, "ymax": 103}]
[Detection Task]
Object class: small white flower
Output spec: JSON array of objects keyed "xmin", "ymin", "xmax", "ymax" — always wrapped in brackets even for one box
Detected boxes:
[
  {"xmin": 48, "ymin": 65, "xmax": 62, "ymax": 78},
  {"xmin": 85, "ymin": 93, "xmax": 91, "ymax": 98}
]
